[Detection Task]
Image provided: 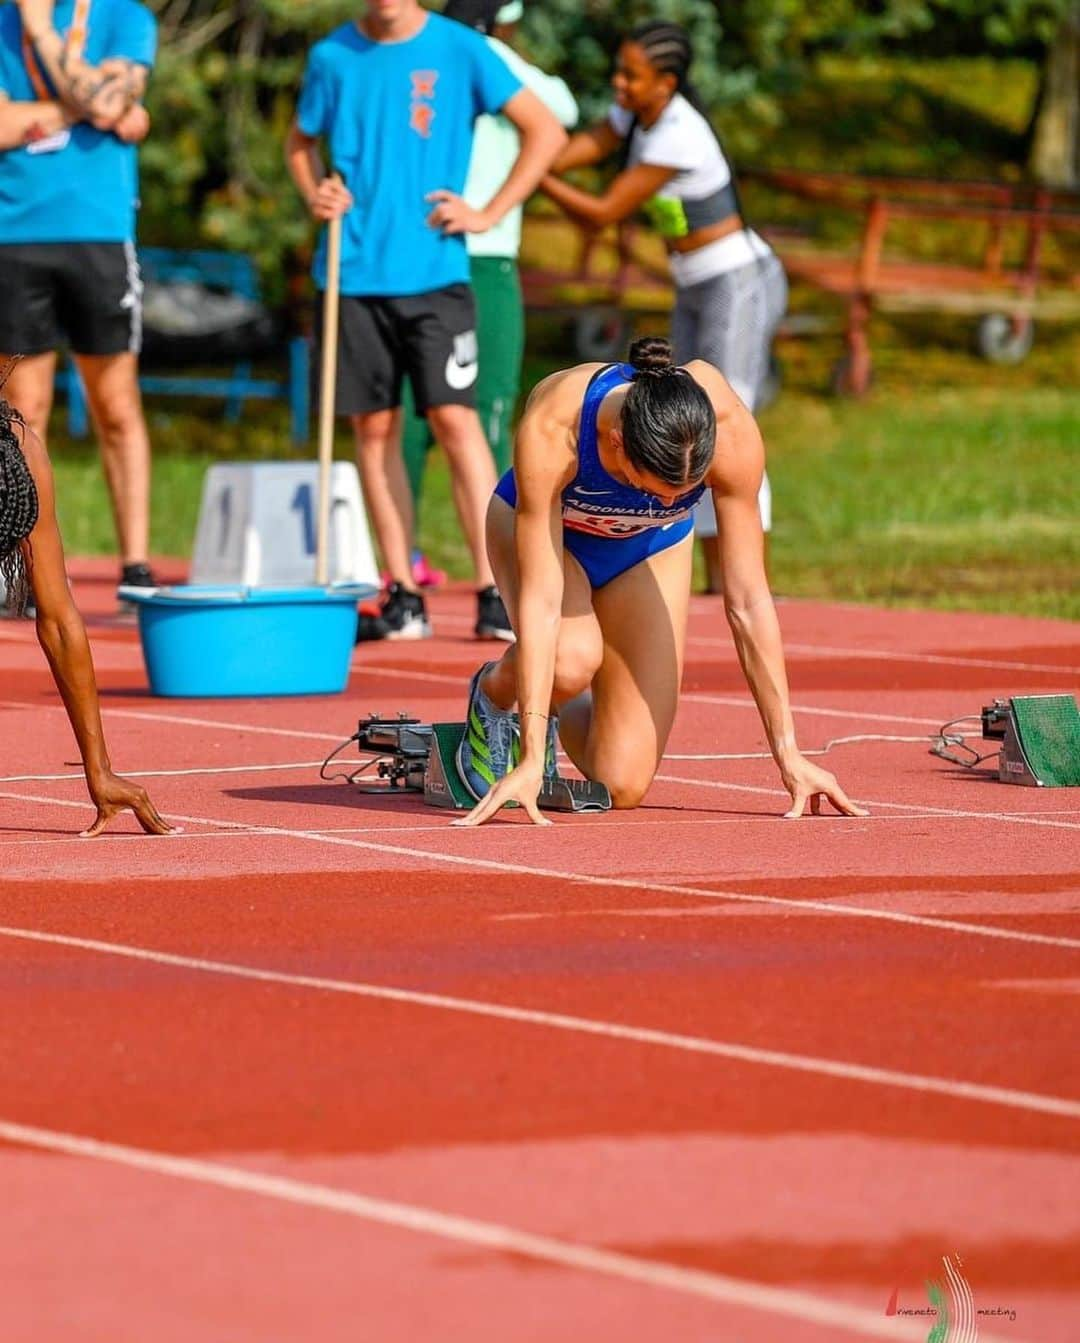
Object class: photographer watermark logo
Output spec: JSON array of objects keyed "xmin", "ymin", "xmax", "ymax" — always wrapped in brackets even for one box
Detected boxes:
[{"xmin": 885, "ymin": 1254, "xmax": 1017, "ymax": 1338}]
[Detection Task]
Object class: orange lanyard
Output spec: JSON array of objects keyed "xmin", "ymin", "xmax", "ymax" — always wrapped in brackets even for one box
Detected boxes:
[{"xmin": 22, "ymin": 0, "xmax": 92, "ymax": 102}]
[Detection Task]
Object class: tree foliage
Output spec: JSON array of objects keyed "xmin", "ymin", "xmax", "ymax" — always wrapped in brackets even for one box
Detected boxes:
[{"xmin": 136, "ymin": 0, "xmax": 1075, "ymax": 297}]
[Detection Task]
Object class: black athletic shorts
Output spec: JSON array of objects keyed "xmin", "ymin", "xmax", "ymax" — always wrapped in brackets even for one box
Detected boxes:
[
  {"xmin": 317, "ymin": 283, "xmax": 479, "ymax": 417},
  {"xmin": 0, "ymin": 242, "xmax": 143, "ymax": 357}
]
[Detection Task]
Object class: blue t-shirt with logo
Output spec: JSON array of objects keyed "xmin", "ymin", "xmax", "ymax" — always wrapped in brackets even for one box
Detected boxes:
[
  {"xmin": 0, "ymin": 0, "xmax": 156, "ymax": 243},
  {"xmin": 297, "ymin": 13, "xmax": 521, "ymax": 297}
]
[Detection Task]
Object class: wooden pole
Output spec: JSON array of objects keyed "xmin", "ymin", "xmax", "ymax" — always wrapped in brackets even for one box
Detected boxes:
[{"xmin": 315, "ymin": 210, "xmax": 342, "ymax": 587}]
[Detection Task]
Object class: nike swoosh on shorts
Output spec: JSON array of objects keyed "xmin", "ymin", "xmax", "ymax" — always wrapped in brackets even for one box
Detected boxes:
[{"xmin": 445, "ymin": 355, "xmax": 479, "ymax": 391}]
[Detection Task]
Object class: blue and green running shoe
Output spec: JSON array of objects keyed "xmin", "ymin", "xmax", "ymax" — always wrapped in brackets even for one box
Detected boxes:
[
  {"xmin": 508, "ymin": 710, "xmax": 559, "ymax": 779},
  {"xmin": 542, "ymin": 713, "xmax": 559, "ymax": 782},
  {"xmin": 457, "ymin": 662, "xmax": 519, "ymax": 802}
]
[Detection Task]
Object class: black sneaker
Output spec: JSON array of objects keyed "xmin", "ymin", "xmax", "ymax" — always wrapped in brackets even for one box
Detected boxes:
[
  {"xmin": 357, "ymin": 582, "xmax": 432, "ymax": 643},
  {"xmin": 117, "ymin": 562, "xmax": 157, "ymax": 613},
  {"xmin": 475, "ymin": 585, "xmax": 515, "ymax": 642}
]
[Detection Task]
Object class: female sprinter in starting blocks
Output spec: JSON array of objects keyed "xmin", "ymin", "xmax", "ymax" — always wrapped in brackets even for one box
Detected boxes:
[
  {"xmin": 455, "ymin": 336, "xmax": 867, "ymax": 826},
  {"xmin": 1, "ymin": 393, "xmax": 172, "ymax": 836}
]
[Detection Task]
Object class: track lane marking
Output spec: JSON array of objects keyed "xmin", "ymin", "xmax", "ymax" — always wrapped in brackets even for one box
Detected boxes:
[
  {"xmin": 1, "ymin": 922, "xmax": 1078, "ymax": 1118},
  {"xmin": 0, "ymin": 1117, "xmax": 984, "ymax": 1342},
  {"xmin": 430, "ymin": 611, "xmax": 1080, "ymax": 676},
  {"xmin": 3, "ymin": 789, "xmax": 1078, "ymax": 951},
  {"xmin": 0, "ymin": 700, "xmax": 342, "ymax": 743},
  {"xmin": 0, "ymin": 760, "xmax": 326, "ymax": 784},
  {"xmin": 653, "ymin": 773, "xmax": 1080, "ymax": 833},
  {"xmin": 2, "ymin": 808, "xmax": 1079, "ymax": 852}
]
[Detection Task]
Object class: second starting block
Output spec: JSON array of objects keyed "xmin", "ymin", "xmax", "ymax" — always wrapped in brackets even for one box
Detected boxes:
[{"xmin": 343, "ymin": 714, "xmax": 612, "ymax": 813}]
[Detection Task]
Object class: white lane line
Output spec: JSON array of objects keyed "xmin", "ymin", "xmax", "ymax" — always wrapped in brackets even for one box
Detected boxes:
[
  {"xmin": 2, "ymin": 923, "xmax": 1078, "ymax": 1119},
  {"xmin": 351, "ymin": 668, "xmax": 961, "ymax": 729},
  {"xmin": 5, "ymin": 808, "xmax": 1080, "ymax": 855},
  {"xmin": 0, "ymin": 700, "xmax": 343, "ymax": 743},
  {"xmin": 653, "ymin": 773, "xmax": 1080, "ymax": 834},
  {"xmin": 694, "ymin": 637, "xmax": 1080, "ymax": 677},
  {"xmin": 0, "ymin": 760, "xmax": 325, "ymax": 784},
  {"xmin": 682, "ymin": 693, "xmax": 948, "ymax": 727},
  {"xmin": 7, "ymin": 808, "xmax": 1080, "ymax": 854},
  {"xmin": 430, "ymin": 611, "xmax": 1080, "ymax": 678},
  {"xmin": 0, "ymin": 687, "xmax": 969, "ymax": 736},
  {"xmin": 0, "ymin": 1119, "xmax": 962, "ymax": 1342},
  {"xmin": 352, "ymin": 664, "xmax": 471, "ymax": 687},
  {"xmin": 4, "ymin": 790, "xmax": 1078, "ymax": 954}
]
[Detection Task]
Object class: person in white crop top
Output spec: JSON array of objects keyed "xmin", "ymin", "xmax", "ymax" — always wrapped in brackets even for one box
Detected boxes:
[{"xmin": 540, "ymin": 20, "xmax": 787, "ymax": 593}]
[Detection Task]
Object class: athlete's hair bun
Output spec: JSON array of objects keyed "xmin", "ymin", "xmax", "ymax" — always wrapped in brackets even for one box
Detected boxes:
[{"xmin": 628, "ymin": 335, "xmax": 677, "ymax": 378}]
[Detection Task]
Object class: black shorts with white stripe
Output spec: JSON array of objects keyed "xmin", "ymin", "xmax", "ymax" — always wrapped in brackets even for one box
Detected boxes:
[
  {"xmin": 315, "ymin": 282, "xmax": 479, "ymax": 418},
  {"xmin": 0, "ymin": 241, "xmax": 143, "ymax": 357}
]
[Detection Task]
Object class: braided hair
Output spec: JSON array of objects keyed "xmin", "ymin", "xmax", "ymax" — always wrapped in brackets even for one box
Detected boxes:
[
  {"xmin": 0, "ymin": 397, "xmax": 39, "ymax": 616},
  {"xmin": 620, "ymin": 336, "xmax": 715, "ymax": 488},
  {"xmin": 629, "ymin": 21, "xmax": 705, "ymax": 116}
]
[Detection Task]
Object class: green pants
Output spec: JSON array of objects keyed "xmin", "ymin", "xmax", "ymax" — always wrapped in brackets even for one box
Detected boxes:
[{"xmin": 402, "ymin": 254, "xmax": 524, "ymax": 510}]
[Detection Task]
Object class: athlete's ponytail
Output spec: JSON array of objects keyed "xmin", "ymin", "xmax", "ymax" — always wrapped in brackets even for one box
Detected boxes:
[
  {"xmin": 0, "ymin": 394, "xmax": 39, "ymax": 617},
  {"xmin": 620, "ymin": 337, "xmax": 715, "ymax": 488}
]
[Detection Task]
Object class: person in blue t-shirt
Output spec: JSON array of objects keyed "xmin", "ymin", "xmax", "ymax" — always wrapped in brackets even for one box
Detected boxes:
[
  {"xmin": 286, "ymin": 0, "xmax": 566, "ymax": 644},
  {"xmin": 0, "ymin": 0, "xmax": 158, "ymax": 601}
]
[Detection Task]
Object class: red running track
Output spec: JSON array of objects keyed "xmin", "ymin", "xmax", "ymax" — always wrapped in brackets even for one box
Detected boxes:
[{"xmin": 1, "ymin": 559, "xmax": 1078, "ymax": 1342}]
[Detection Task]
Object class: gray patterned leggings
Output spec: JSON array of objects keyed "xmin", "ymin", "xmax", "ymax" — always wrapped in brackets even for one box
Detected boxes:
[{"xmin": 672, "ymin": 251, "xmax": 788, "ymax": 535}]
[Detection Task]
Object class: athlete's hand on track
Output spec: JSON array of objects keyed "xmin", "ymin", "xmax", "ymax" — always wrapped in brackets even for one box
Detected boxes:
[
  {"xmin": 82, "ymin": 771, "xmax": 176, "ymax": 838},
  {"xmin": 453, "ymin": 763, "xmax": 552, "ymax": 828},
  {"xmin": 309, "ymin": 175, "xmax": 353, "ymax": 221},
  {"xmin": 425, "ymin": 190, "xmax": 491, "ymax": 236},
  {"xmin": 779, "ymin": 755, "xmax": 868, "ymax": 819}
]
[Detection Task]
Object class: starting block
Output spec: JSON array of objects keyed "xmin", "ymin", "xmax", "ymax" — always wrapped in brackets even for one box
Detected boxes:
[
  {"xmin": 981, "ymin": 694, "xmax": 1080, "ymax": 787},
  {"xmin": 348, "ymin": 714, "xmax": 612, "ymax": 813}
]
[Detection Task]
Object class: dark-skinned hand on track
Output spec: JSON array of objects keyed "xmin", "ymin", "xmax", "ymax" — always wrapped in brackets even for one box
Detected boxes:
[{"xmin": 1, "ymin": 394, "xmax": 176, "ymax": 838}]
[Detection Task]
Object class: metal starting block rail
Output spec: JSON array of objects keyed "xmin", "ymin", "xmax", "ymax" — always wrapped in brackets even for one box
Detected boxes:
[{"xmin": 350, "ymin": 714, "xmax": 612, "ymax": 813}]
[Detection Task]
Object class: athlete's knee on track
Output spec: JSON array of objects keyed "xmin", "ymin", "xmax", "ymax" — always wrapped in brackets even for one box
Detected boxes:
[
  {"xmin": 604, "ymin": 771, "xmax": 652, "ymax": 810},
  {"xmin": 591, "ymin": 757, "xmax": 655, "ymax": 810}
]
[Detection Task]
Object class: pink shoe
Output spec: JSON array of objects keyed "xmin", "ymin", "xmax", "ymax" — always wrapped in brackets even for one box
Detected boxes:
[
  {"xmin": 412, "ymin": 551, "xmax": 447, "ymax": 589},
  {"xmin": 379, "ymin": 553, "xmax": 447, "ymax": 590}
]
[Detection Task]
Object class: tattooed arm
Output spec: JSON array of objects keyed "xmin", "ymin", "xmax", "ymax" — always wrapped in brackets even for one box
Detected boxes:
[{"xmin": 17, "ymin": 0, "xmax": 148, "ymax": 131}]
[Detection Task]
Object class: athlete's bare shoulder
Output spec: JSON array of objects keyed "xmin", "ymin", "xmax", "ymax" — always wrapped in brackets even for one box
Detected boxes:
[
  {"xmin": 683, "ymin": 358, "xmax": 765, "ymax": 499},
  {"xmin": 522, "ymin": 362, "xmax": 604, "ymax": 421},
  {"xmin": 682, "ymin": 359, "xmax": 745, "ymax": 419}
]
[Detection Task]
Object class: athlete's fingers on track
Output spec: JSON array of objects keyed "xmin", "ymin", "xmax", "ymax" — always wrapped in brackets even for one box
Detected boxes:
[
  {"xmin": 521, "ymin": 793, "xmax": 553, "ymax": 827},
  {"xmin": 134, "ymin": 797, "xmax": 177, "ymax": 835},
  {"xmin": 783, "ymin": 790, "xmax": 808, "ymax": 819},
  {"xmin": 784, "ymin": 784, "xmax": 869, "ymax": 820},
  {"xmin": 453, "ymin": 795, "xmax": 498, "ymax": 827},
  {"xmin": 79, "ymin": 795, "xmax": 177, "ymax": 838},
  {"xmin": 824, "ymin": 781, "xmax": 870, "ymax": 817},
  {"xmin": 79, "ymin": 808, "xmax": 111, "ymax": 838},
  {"xmin": 453, "ymin": 782, "xmax": 553, "ymax": 828}
]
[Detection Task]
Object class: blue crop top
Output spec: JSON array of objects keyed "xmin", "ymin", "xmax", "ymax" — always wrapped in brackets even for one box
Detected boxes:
[{"xmin": 559, "ymin": 363, "xmax": 706, "ymax": 539}]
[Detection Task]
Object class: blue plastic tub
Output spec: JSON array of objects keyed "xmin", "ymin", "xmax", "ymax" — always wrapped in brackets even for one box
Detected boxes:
[{"xmin": 119, "ymin": 584, "xmax": 374, "ymax": 698}]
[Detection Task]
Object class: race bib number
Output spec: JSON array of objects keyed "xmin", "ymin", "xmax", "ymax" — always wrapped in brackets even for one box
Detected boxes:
[{"xmin": 563, "ymin": 502, "xmax": 693, "ymax": 539}]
